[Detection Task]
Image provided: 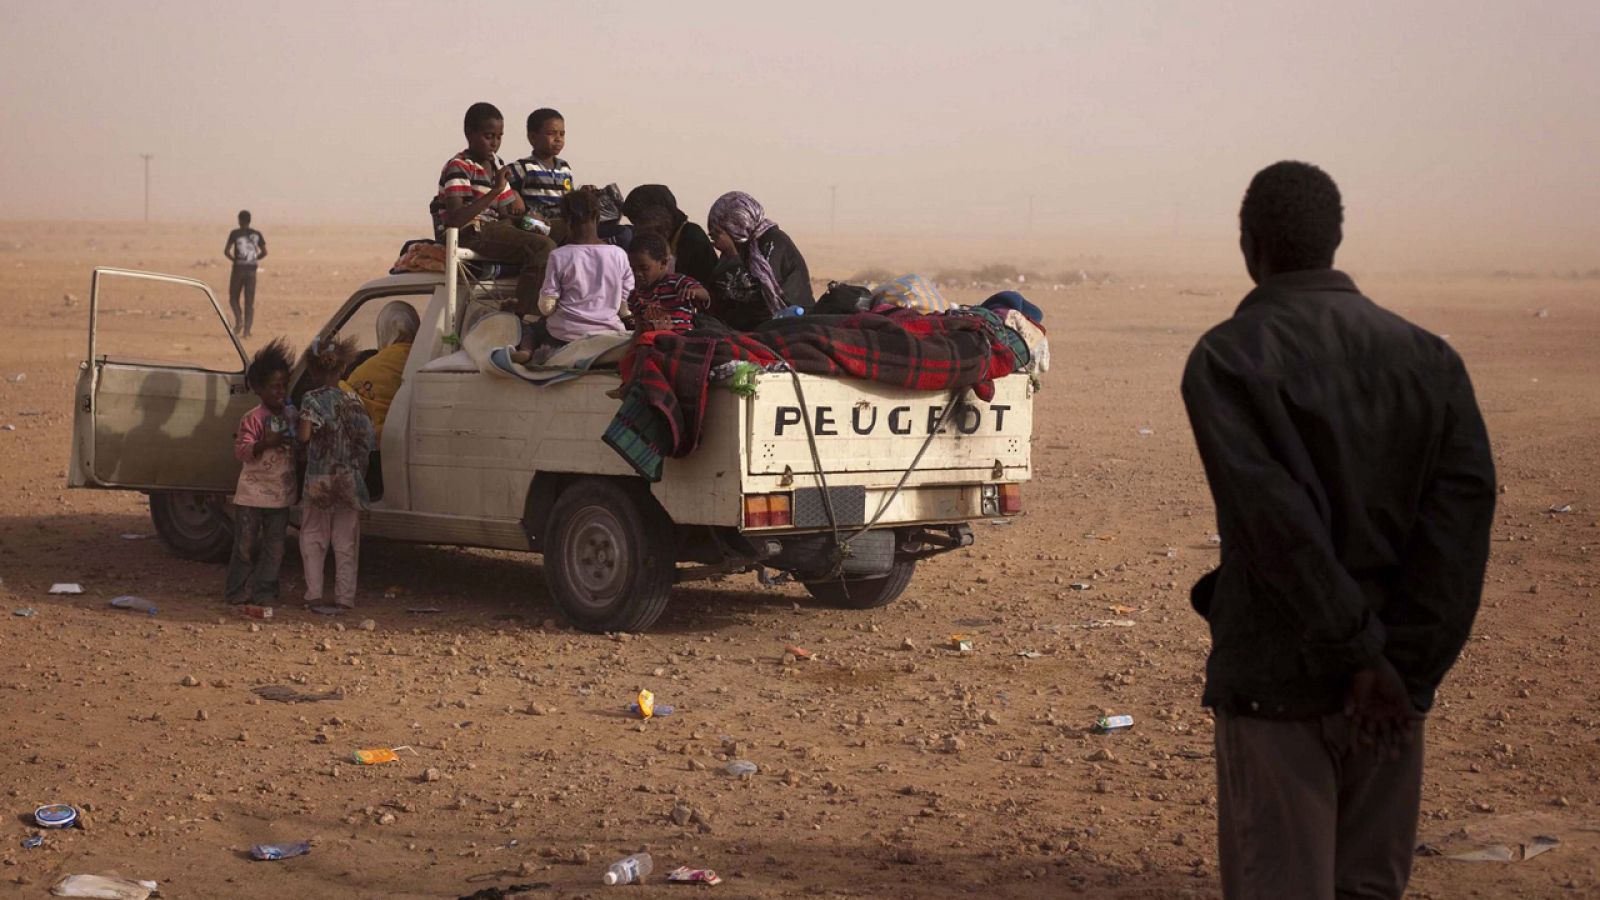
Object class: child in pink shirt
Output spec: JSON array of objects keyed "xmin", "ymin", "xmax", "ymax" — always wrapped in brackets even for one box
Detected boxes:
[
  {"xmin": 226, "ymin": 339, "xmax": 298, "ymax": 605},
  {"xmin": 509, "ymin": 189, "xmax": 632, "ymax": 364}
]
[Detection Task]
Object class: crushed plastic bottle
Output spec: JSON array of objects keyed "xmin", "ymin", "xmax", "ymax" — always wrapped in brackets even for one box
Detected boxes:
[
  {"xmin": 602, "ymin": 852, "xmax": 653, "ymax": 885},
  {"xmin": 251, "ymin": 841, "xmax": 311, "ymax": 861},
  {"xmin": 109, "ymin": 595, "xmax": 158, "ymax": 616}
]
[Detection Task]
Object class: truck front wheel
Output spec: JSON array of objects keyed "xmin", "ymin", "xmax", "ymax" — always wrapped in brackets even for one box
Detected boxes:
[
  {"xmin": 544, "ymin": 479, "xmax": 675, "ymax": 633},
  {"xmin": 803, "ymin": 560, "xmax": 916, "ymax": 610},
  {"xmin": 149, "ymin": 491, "xmax": 234, "ymax": 563}
]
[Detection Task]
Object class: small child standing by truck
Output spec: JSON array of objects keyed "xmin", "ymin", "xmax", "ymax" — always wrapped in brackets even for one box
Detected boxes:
[
  {"xmin": 225, "ymin": 339, "xmax": 297, "ymax": 606},
  {"xmin": 297, "ymin": 336, "xmax": 375, "ymax": 610}
]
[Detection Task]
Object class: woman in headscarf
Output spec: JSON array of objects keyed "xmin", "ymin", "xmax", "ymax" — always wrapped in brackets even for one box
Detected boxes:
[
  {"xmin": 621, "ymin": 184, "xmax": 717, "ymax": 285},
  {"xmin": 704, "ymin": 191, "xmax": 814, "ymax": 330},
  {"xmin": 341, "ymin": 300, "xmax": 420, "ymax": 444}
]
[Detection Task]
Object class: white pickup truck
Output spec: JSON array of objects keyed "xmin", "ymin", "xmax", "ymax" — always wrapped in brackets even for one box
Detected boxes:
[{"xmin": 69, "ymin": 238, "xmax": 1034, "ymax": 632}]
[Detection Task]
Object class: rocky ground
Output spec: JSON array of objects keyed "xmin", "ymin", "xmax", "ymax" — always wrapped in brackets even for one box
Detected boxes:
[{"xmin": 0, "ymin": 222, "xmax": 1596, "ymax": 898}]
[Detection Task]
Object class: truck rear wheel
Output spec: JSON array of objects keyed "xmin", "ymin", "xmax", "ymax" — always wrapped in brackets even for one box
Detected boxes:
[
  {"xmin": 149, "ymin": 491, "xmax": 234, "ymax": 563},
  {"xmin": 544, "ymin": 479, "xmax": 675, "ymax": 633},
  {"xmin": 803, "ymin": 559, "xmax": 916, "ymax": 610}
]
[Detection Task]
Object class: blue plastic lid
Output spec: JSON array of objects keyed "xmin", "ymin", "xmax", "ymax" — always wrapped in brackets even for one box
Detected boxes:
[{"xmin": 34, "ymin": 804, "xmax": 76, "ymax": 828}]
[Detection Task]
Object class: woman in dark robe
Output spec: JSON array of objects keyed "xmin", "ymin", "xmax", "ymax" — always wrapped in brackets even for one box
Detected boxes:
[{"xmin": 704, "ymin": 191, "xmax": 814, "ymax": 331}]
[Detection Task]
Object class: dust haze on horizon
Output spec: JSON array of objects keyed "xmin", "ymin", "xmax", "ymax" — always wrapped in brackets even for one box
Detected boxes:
[{"xmin": 3, "ymin": 0, "xmax": 1597, "ymax": 275}]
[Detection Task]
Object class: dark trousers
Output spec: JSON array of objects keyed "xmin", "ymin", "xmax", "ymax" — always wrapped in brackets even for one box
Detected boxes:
[
  {"xmin": 228, "ymin": 265, "xmax": 258, "ymax": 335},
  {"xmin": 224, "ymin": 505, "xmax": 289, "ymax": 604},
  {"xmin": 1215, "ymin": 711, "xmax": 1424, "ymax": 900},
  {"xmin": 460, "ymin": 222, "xmax": 555, "ymax": 305}
]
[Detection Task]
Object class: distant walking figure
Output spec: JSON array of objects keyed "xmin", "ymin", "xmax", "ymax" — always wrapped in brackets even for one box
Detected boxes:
[
  {"xmin": 225, "ymin": 210, "xmax": 267, "ymax": 337},
  {"xmin": 1182, "ymin": 161, "xmax": 1496, "ymax": 900}
]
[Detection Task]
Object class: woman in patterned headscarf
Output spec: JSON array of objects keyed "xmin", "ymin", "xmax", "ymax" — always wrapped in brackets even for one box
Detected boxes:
[{"xmin": 705, "ymin": 191, "xmax": 814, "ymax": 330}]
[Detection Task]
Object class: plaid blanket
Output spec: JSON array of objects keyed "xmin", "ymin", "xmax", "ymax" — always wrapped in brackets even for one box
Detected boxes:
[{"xmin": 603, "ymin": 307, "xmax": 1028, "ymax": 481}]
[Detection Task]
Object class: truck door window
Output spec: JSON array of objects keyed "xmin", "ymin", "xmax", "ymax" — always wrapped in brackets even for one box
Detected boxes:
[{"xmin": 93, "ymin": 276, "xmax": 244, "ymax": 372}]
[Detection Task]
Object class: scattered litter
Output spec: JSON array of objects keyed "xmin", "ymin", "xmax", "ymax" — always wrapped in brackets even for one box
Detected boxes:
[
  {"xmin": 50, "ymin": 874, "xmax": 160, "ymax": 900},
  {"xmin": 1136, "ymin": 427, "xmax": 1154, "ymax": 436},
  {"xmin": 239, "ymin": 605, "xmax": 273, "ymax": 620},
  {"xmin": 1534, "ymin": 308, "xmax": 1549, "ymax": 318},
  {"xmin": 666, "ymin": 866, "xmax": 723, "ymax": 885},
  {"xmin": 14, "ymin": 608, "xmax": 36, "ymax": 617},
  {"xmin": 251, "ymin": 841, "xmax": 312, "ymax": 861},
  {"xmin": 1417, "ymin": 834, "xmax": 1559, "ymax": 862},
  {"xmin": 1107, "ymin": 604, "xmax": 1141, "ymax": 615},
  {"xmin": 1206, "ymin": 533, "xmax": 1222, "ymax": 544},
  {"xmin": 7, "ymin": 372, "xmax": 24, "ymax": 383},
  {"xmin": 629, "ymin": 701, "xmax": 675, "ymax": 717},
  {"xmin": 406, "ymin": 607, "xmax": 443, "ymax": 614},
  {"xmin": 35, "ymin": 803, "xmax": 78, "ymax": 828},
  {"xmin": 636, "ymin": 688, "xmax": 657, "ymax": 719},
  {"xmin": 119, "ymin": 533, "xmax": 151, "ymax": 541},
  {"xmin": 1016, "ymin": 650, "xmax": 1043, "ymax": 659},
  {"xmin": 353, "ymin": 745, "xmax": 416, "ymax": 765},
  {"xmin": 983, "ymin": 518, "xmax": 1014, "ymax": 526},
  {"xmin": 109, "ymin": 595, "xmax": 158, "ymax": 616},
  {"xmin": 252, "ymin": 685, "xmax": 342, "ymax": 703},
  {"xmin": 382, "ymin": 585, "xmax": 404, "ymax": 599},
  {"xmin": 724, "ymin": 760, "xmax": 758, "ymax": 778},
  {"xmin": 309, "ymin": 605, "xmax": 346, "ymax": 616},
  {"xmin": 22, "ymin": 835, "xmax": 43, "ymax": 848},
  {"xmin": 49, "ymin": 583, "xmax": 84, "ymax": 595},
  {"xmin": 1548, "ymin": 504, "xmax": 1572, "ymax": 514},
  {"xmin": 783, "ymin": 644, "xmax": 814, "ymax": 660},
  {"xmin": 0, "ymin": 424, "xmax": 13, "ymax": 431},
  {"xmin": 1072, "ymin": 619, "xmax": 1137, "ymax": 629},
  {"xmin": 1068, "ymin": 582, "xmax": 1092, "ymax": 591},
  {"xmin": 949, "ymin": 633, "xmax": 974, "ymax": 653},
  {"xmin": 1092, "ymin": 715, "xmax": 1135, "ymax": 734}
]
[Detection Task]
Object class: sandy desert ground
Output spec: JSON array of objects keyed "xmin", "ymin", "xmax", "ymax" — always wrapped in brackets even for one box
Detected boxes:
[{"xmin": 0, "ymin": 221, "xmax": 1597, "ymax": 898}]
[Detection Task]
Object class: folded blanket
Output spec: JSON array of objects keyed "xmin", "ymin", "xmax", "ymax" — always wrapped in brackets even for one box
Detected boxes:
[{"xmin": 605, "ymin": 306, "xmax": 1028, "ymax": 481}]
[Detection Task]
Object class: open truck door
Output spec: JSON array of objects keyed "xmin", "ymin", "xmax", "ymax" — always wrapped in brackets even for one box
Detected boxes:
[{"xmin": 68, "ymin": 268, "xmax": 254, "ymax": 561}]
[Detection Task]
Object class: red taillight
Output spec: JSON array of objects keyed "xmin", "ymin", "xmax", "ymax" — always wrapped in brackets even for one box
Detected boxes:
[
  {"xmin": 743, "ymin": 493, "xmax": 793, "ymax": 528},
  {"xmin": 768, "ymin": 493, "xmax": 792, "ymax": 527},
  {"xmin": 999, "ymin": 483, "xmax": 1022, "ymax": 515},
  {"xmin": 744, "ymin": 495, "xmax": 771, "ymax": 528}
]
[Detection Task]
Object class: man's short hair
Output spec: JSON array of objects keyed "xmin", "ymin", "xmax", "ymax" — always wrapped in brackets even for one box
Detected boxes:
[
  {"xmin": 238, "ymin": 210, "xmax": 251, "ymax": 225},
  {"xmin": 463, "ymin": 102, "xmax": 503, "ymax": 133},
  {"xmin": 527, "ymin": 108, "xmax": 563, "ymax": 133},
  {"xmin": 1240, "ymin": 161, "xmax": 1343, "ymax": 272}
]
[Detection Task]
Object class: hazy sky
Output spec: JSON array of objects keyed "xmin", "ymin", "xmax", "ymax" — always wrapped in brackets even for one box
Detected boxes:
[{"xmin": 3, "ymin": 0, "xmax": 1597, "ymax": 270}]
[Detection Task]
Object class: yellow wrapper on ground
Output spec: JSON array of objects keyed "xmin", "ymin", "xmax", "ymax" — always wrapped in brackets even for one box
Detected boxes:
[{"xmin": 637, "ymin": 689, "xmax": 655, "ymax": 719}]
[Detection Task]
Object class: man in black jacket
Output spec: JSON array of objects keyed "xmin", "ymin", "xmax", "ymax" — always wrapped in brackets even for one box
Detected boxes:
[{"xmin": 1182, "ymin": 161, "xmax": 1495, "ymax": 900}]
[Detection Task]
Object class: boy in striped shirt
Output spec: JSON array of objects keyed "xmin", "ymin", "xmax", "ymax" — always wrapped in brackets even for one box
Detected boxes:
[
  {"xmin": 435, "ymin": 102, "xmax": 555, "ymax": 305},
  {"xmin": 626, "ymin": 233, "xmax": 710, "ymax": 333},
  {"xmin": 507, "ymin": 108, "xmax": 574, "ymax": 232}
]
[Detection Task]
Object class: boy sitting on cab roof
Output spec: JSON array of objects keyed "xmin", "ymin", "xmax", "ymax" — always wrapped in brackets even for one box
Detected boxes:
[{"xmin": 435, "ymin": 102, "xmax": 555, "ymax": 306}]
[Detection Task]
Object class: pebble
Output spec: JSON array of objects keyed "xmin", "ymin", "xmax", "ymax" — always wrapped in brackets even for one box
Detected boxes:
[
  {"xmin": 358, "ymin": 619, "xmax": 376, "ymax": 631},
  {"xmin": 195, "ymin": 709, "xmax": 208, "ymax": 721},
  {"xmin": 1087, "ymin": 748, "xmax": 1116, "ymax": 763},
  {"xmin": 423, "ymin": 768, "xmax": 442, "ymax": 783},
  {"xmin": 900, "ymin": 638, "xmax": 917, "ymax": 651},
  {"xmin": 670, "ymin": 803, "xmax": 692, "ymax": 826},
  {"xmin": 316, "ymin": 640, "xmax": 333, "ymax": 651},
  {"xmin": 180, "ymin": 674, "xmax": 199, "ymax": 687},
  {"xmin": 377, "ymin": 811, "xmax": 396, "ymax": 825},
  {"xmin": 943, "ymin": 736, "xmax": 965, "ymax": 753}
]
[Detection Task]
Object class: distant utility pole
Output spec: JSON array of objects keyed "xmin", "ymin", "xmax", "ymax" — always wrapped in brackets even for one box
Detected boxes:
[
  {"xmin": 829, "ymin": 185, "xmax": 838, "ymax": 233},
  {"xmin": 139, "ymin": 153, "xmax": 154, "ymax": 223}
]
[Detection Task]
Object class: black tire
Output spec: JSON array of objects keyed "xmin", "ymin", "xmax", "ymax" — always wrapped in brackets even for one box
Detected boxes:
[
  {"xmin": 543, "ymin": 479, "xmax": 675, "ymax": 633},
  {"xmin": 803, "ymin": 559, "xmax": 917, "ymax": 610},
  {"xmin": 149, "ymin": 491, "xmax": 234, "ymax": 563}
]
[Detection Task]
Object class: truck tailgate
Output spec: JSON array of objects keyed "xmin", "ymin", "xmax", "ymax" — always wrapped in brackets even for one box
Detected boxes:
[{"xmin": 746, "ymin": 374, "xmax": 1031, "ymax": 477}]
